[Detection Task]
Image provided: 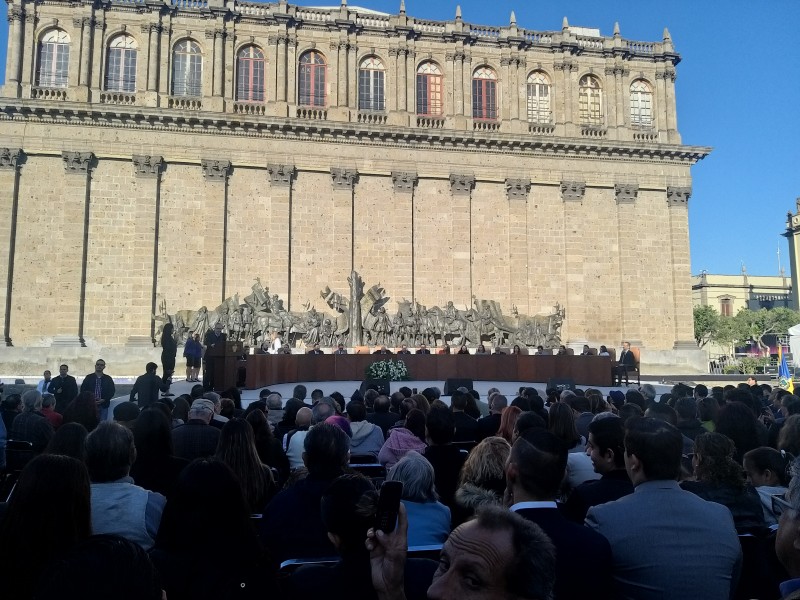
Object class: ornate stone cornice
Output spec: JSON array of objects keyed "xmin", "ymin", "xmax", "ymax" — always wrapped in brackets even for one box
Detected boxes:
[
  {"xmin": 23, "ymin": 13, "xmax": 37, "ymax": 24},
  {"xmin": 0, "ymin": 148, "xmax": 23, "ymax": 171},
  {"xmin": 450, "ymin": 173, "xmax": 475, "ymax": 196},
  {"xmin": 201, "ymin": 159, "xmax": 232, "ymax": 180},
  {"xmin": 132, "ymin": 154, "xmax": 164, "ymax": 179},
  {"xmin": 615, "ymin": 183, "xmax": 639, "ymax": 204},
  {"xmin": 62, "ymin": 151, "xmax": 94, "ymax": 174},
  {"xmin": 331, "ymin": 167, "xmax": 358, "ymax": 190},
  {"xmin": 391, "ymin": 171, "xmax": 417, "ymax": 192},
  {"xmin": 666, "ymin": 186, "xmax": 691, "ymax": 206},
  {"xmin": 267, "ymin": 163, "xmax": 295, "ymax": 187},
  {"xmin": 8, "ymin": 8, "xmax": 23, "ymax": 23},
  {"xmin": 505, "ymin": 178, "xmax": 531, "ymax": 200},
  {"xmin": 560, "ymin": 180, "xmax": 585, "ymax": 202}
]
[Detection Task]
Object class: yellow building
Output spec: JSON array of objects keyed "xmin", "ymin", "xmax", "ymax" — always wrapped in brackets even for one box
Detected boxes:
[{"xmin": 692, "ymin": 271, "xmax": 792, "ymax": 316}]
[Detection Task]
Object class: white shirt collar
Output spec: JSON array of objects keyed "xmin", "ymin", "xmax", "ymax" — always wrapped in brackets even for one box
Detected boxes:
[{"xmin": 509, "ymin": 501, "xmax": 558, "ymax": 511}]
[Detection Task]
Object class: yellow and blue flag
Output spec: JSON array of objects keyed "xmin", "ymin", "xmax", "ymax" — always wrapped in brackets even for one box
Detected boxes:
[{"xmin": 779, "ymin": 344, "xmax": 794, "ymax": 394}]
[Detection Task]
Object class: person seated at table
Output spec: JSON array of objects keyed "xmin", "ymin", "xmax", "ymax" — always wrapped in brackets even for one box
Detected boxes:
[
  {"xmin": 581, "ymin": 345, "xmax": 591, "ymax": 356},
  {"xmin": 556, "ymin": 345, "xmax": 568, "ymax": 356},
  {"xmin": 333, "ymin": 344, "xmax": 348, "ymax": 355},
  {"xmin": 511, "ymin": 345, "xmax": 522, "ymax": 355},
  {"xmin": 493, "ymin": 346, "xmax": 506, "ymax": 355},
  {"xmin": 456, "ymin": 345, "xmax": 470, "ymax": 355},
  {"xmin": 598, "ymin": 345, "xmax": 610, "ymax": 356},
  {"xmin": 373, "ymin": 345, "xmax": 393, "ymax": 355},
  {"xmin": 307, "ymin": 343, "xmax": 324, "ymax": 355},
  {"xmin": 415, "ymin": 344, "xmax": 431, "ymax": 355},
  {"xmin": 475, "ymin": 343, "xmax": 488, "ymax": 354},
  {"xmin": 535, "ymin": 345, "xmax": 545, "ymax": 355},
  {"xmin": 438, "ymin": 344, "xmax": 451, "ymax": 355},
  {"xmin": 397, "ymin": 345, "xmax": 412, "ymax": 355}
]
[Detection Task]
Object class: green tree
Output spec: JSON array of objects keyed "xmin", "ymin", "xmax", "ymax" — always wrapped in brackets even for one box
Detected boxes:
[
  {"xmin": 693, "ymin": 305, "xmax": 720, "ymax": 348},
  {"xmin": 730, "ymin": 307, "xmax": 800, "ymax": 354}
]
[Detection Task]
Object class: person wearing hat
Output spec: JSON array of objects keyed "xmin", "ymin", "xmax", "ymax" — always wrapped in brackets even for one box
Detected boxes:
[{"xmin": 171, "ymin": 399, "xmax": 220, "ymax": 462}]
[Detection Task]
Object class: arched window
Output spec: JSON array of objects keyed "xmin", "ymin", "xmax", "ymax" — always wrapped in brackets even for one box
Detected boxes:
[
  {"xmin": 171, "ymin": 40, "xmax": 202, "ymax": 97},
  {"xmin": 237, "ymin": 45, "xmax": 265, "ymax": 102},
  {"xmin": 358, "ymin": 56, "xmax": 385, "ymax": 111},
  {"xmin": 472, "ymin": 67, "xmax": 497, "ymax": 120},
  {"xmin": 105, "ymin": 34, "xmax": 138, "ymax": 93},
  {"xmin": 526, "ymin": 71, "xmax": 551, "ymax": 124},
  {"xmin": 630, "ymin": 79, "xmax": 653, "ymax": 128},
  {"xmin": 298, "ymin": 51, "xmax": 326, "ymax": 107},
  {"xmin": 578, "ymin": 75, "xmax": 603, "ymax": 125},
  {"xmin": 416, "ymin": 61, "xmax": 442, "ymax": 116},
  {"xmin": 37, "ymin": 29, "xmax": 70, "ymax": 88}
]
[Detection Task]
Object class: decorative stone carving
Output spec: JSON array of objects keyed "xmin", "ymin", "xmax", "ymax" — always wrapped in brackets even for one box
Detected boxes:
[
  {"xmin": 505, "ymin": 178, "xmax": 531, "ymax": 200},
  {"xmin": 331, "ymin": 168, "xmax": 358, "ymax": 190},
  {"xmin": 666, "ymin": 186, "xmax": 692, "ymax": 206},
  {"xmin": 615, "ymin": 183, "xmax": 639, "ymax": 204},
  {"xmin": 0, "ymin": 148, "xmax": 22, "ymax": 170},
  {"xmin": 62, "ymin": 151, "xmax": 94, "ymax": 174},
  {"xmin": 132, "ymin": 155, "xmax": 164, "ymax": 179},
  {"xmin": 201, "ymin": 159, "xmax": 232, "ymax": 180},
  {"xmin": 391, "ymin": 171, "xmax": 417, "ymax": 192},
  {"xmin": 8, "ymin": 8, "xmax": 23, "ymax": 22},
  {"xmin": 560, "ymin": 180, "xmax": 586, "ymax": 202},
  {"xmin": 449, "ymin": 174, "xmax": 475, "ymax": 196},
  {"xmin": 267, "ymin": 163, "xmax": 295, "ymax": 187}
]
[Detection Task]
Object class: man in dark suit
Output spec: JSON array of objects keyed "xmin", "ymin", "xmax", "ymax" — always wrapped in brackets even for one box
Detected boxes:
[
  {"xmin": 333, "ymin": 344, "xmax": 348, "ymax": 355},
  {"xmin": 396, "ymin": 344, "xmax": 412, "ymax": 355},
  {"xmin": 562, "ymin": 415, "xmax": 633, "ymax": 523},
  {"xmin": 366, "ymin": 395, "xmax": 400, "ymax": 438},
  {"xmin": 203, "ymin": 322, "xmax": 227, "ymax": 390},
  {"xmin": 451, "ymin": 391, "xmax": 479, "ymax": 443},
  {"xmin": 415, "ymin": 344, "xmax": 431, "ymax": 354},
  {"xmin": 307, "ymin": 343, "xmax": 324, "ymax": 355},
  {"xmin": 373, "ymin": 345, "xmax": 392, "ymax": 355},
  {"xmin": 80, "ymin": 358, "xmax": 116, "ymax": 420},
  {"xmin": 507, "ymin": 428, "xmax": 614, "ymax": 600},
  {"xmin": 129, "ymin": 362, "xmax": 169, "ymax": 409},
  {"xmin": 476, "ymin": 393, "xmax": 507, "ymax": 441},
  {"xmin": 48, "ymin": 363, "xmax": 79, "ymax": 414},
  {"xmin": 614, "ymin": 341, "xmax": 637, "ymax": 385}
]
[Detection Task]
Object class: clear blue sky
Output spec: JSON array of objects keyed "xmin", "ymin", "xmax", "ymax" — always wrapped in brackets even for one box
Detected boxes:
[{"xmin": 1, "ymin": 0, "xmax": 798, "ymax": 277}]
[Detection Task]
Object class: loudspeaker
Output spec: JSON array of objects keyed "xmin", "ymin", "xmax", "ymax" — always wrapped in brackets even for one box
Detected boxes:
[
  {"xmin": 444, "ymin": 378, "xmax": 474, "ymax": 395},
  {"xmin": 360, "ymin": 379, "xmax": 391, "ymax": 395},
  {"xmin": 547, "ymin": 377, "xmax": 576, "ymax": 392}
]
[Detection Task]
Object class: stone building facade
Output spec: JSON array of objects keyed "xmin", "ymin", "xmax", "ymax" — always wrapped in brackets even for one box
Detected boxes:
[
  {"xmin": 692, "ymin": 272, "xmax": 792, "ymax": 316},
  {"xmin": 0, "ymin": 0, "xmax": 710, "ymax": 368}
]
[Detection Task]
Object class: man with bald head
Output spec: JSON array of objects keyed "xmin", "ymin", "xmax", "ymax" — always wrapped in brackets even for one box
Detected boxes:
[{"xmin": 284, "ymin": 406, "xmax": 313, "ymax": 470}]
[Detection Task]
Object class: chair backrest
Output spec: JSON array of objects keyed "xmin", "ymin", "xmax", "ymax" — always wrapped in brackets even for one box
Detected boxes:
[
  {"xmin": 354, "ymin": 346, "xmax": 370, "ymax": 354},
  {"xmin": 5, "ymin": 440, "xmax": 34, "ymax": 471},
  {"xmin": 452, "ymin": 441, "xmax": 476, "ymax": 453},
  {"xmin": 630, "ymin": 347, "xmax": 641, "ymax": 367},
  {"xmin": 408, "ymin": 544, "xmax": 443, "ymax": 560},
  {"xmin": 588, "ymin": 347, "xmax": 598, "ymax": 356},
  {"xmin": 349, "ymin": 454, "xmax": 378, "ymax": 465},
  {"xmin": 349, "ymin": 464, "xmax": 387, "ymax": 479},
  {"xmin": 566, "ymin": 348, "xmax": 575, "ymax": 356},
  {"xmin": 279, "ymin": 556, "xmax": 338, "ymax": 574}
]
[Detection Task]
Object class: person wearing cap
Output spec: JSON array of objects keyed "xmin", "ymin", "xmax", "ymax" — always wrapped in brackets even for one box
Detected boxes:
[{"xmin": 171, "ymin": 399, "xmax": 220, "ymax": 461}]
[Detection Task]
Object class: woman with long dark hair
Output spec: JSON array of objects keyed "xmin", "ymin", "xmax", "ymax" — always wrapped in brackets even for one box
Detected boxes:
[
  {"xmin": 245, "ymin": 409, "xmax": 289, "ymax": 485},
  {"xmin": 215, "ymin": 418, "xmax": 275, "ymax": 512},
  {"xmin": 130, "ymin": 407, "xmax": 189, "ymax": 496},
  {"xmin": 62, "ymin": 391, "xmax": 99, "ymax": 433}
]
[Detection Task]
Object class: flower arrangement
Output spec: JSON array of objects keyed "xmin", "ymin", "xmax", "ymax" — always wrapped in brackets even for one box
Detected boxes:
[{"xmin": 366, "ymin": 359, "xmax": 411, "ymax": 381}]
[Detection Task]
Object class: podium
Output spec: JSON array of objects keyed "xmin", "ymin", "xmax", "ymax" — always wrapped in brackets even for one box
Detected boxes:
[{"xmin": 205, "ymin": 340, "xmax": 244, "ymax": 391}]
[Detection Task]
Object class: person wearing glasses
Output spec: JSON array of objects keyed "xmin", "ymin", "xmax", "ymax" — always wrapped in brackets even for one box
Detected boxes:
[{"xmin": 80, "ymin": 359, "xmax": 116, "ymax": 421}]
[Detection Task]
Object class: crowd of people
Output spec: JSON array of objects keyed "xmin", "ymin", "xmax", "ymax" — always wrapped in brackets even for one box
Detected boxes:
[{"xmin": 2, "ymin": 375, "xmax": 800, "ymax": 599}]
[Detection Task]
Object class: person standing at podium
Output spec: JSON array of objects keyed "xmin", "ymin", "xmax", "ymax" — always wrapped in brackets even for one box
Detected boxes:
[{"xmin": 203, "ymin": 322, "xmax": 227, "ymax": 391}]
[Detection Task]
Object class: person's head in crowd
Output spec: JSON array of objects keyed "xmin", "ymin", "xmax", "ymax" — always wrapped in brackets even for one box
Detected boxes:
[
  {"xmin": 781, "ymin": 395, "xmax": 800, "ymax": 419},
  {"xmin": 65, "ymin": 392, "xmax": 100, "ymax": 431},
  {"xmin": 219, "ymin": 398, "xmax": 236, "ymax": 419},
  {"xmin": 411, "ymin": 393, "xmax": 431, "ymax": 415},
  {"xmin": 374, "ymin": 393, "xmax": 391, "ymax": 413},
  {"xmin": 507, "ymin": 428, "xmax": 567, "ymax": 501},
  {"xmin": 190, "ymin": 384, "xmax": 205, "ymax": 400},
  {"xmin": 618, "ymin": 402, "xmax": 643, "ymax": 423},
  {"xmin": 281, "ymin": 398, "xmax": 304, "ymax": 425},
  {"xmin": 424, "ymin": 387, "xmax": 442, "ymax": 404},
  {"xmin": 586, "ymin": 415, "xmax": 626, "ymax": 474},
  {"xmin": 215, "ymin": 418, "xmax": 273, "ymax": 513},
  {"xmin": 489, "ymin": 394, "xmax": 508, "ymax": 414},
  {"xmin": 451, "ymin": 390, "xmax": 468, "ymax": 412},
  {"xmin": 743, "ymin": 447, "xmax": 793, "ymax": 488},
  {"xmin": 674, "ymin": 396, "xmax": 698, "ymax": 422},
  {"xmin": 559, "ymin": 389, "xmax": 576, "ymax": 403},
  {"xmin": 776, "ymin": 457, "xmax": 800, "ymax": 582},
  {"xmin": 694, "ymin": 384, "xmax": 709, "ymax": 400},
  {"xmin": 779, "ymin": 415, "xmax": 800, "ymax": 457},
  {"xmin": 172, "ymin": 395, "xmax": 190, "ymax": 423},
  {"xmin": 46, "ymin": 422, "xmax": 89, "ymax": 462},
  {"xmin": 463, "ymin": 391, "xmax": 483, "ymax": 419},
  {"xmin": 259, "ymin": 388, "xmax": 271, "ymax": 400},
  {"xmin": 311, "ymin": 388, "xmax": 324, "ymax": 403},
  {"xmin": 266, "ymin": 393, "xmax": 283, "ymax": 411},
  {"xmin": 245, "ymin": 408, "xmax": 274, "ymax": 445},
  {"xmin": 325, "ymin": 415, "xmax": 353, "ymax": 438},
  {"xmin": 760, "ymin": 384, "xmax": 772, "ymax": 398},
  {"xmin": 511, "ymin": 396, "xmax": 531, "ymax": 412},
  {"xmin": 131, "ymin": 407, "xmax": 173, "ymax": 463},
  {"xmin": 639, "ymin": 384, "xmax": 657, "ymax": 407},
  {"xmin": 497, "ymin": 406, "xmax": 522, "ymax": 444},
  {"xmin": 202, "ymin": 392, "xmax": 222, "ymax": 415},
  {"xmin": 692, "ymin": 432, "xmax": 745, "ymax": 487},
  {"xmin": 35, "ymin": 534, "xmax": 162, "ymax": 600},
  {"xmin": 0, "ymin": 454, "xmax": 91, "ymax": 599},
  {"xmin": 312, "ymin": 401, "xmax": 335, "ymax": 424},
  {"xmin": 459, "ymin": 436, "xmax": 512, "ymax": 497},
  {"xmin": 607, "ymin": 390, "xmax": 625, "ymax": 411},
  {"xmin": 425, "ymin": 505, "xmax": 556, "ymax": 600},
  {"xmin": 295, "ymin": 406, "xmax": 313, "ymax": 428},
  {"xmin": 85, "ymin": 421, "xmax": 136, "ymax": 483},
  {"xmin": 716, "ymin": 401, "xmax": 763, "ymax": 462},
  {"xmin": 346, "ymin": 401, "xmax": 368, "ymax": 423},
  {"xmin": 698, "ymin": 396, "xmax": 719, "ymax": 425},
  {"xmin": 218, "ymin": 386, "xmax": 241, "ymax": 409},
  {"xmin": 670, "ymin": 383, "xmax": 693, "ymax": 401},
  {"xmin": 405, "ymin": 408, "xmax": 427, "ymax": 443},
  {"xmin": 149, "ymin": 401, "xmax": 173, "ymax": 425},
  {"xmin": 426, "ymin": 405, "xmax": 456, "ymax": 445},
  {"xmin": 513, "ymin": 411, "xmax": 547, "ymax": 441},
  {"xmin": 113, "ymin": 401, "xmax": 140, "ymax": 428},
  {"xmin": 659, "ymin": 393, "xmax": 673, "ymax": 406},
  {"xmin": 365, "ymin": 389, "xmax": 381, "ymax": 410},
  {"xmin": 548, "ymin": 402, "xmax": 581, "ymax": 449},
  {"xmin": 41, "ymin": 392, "xmax": 56, "ymax": 411},
  {"xmin": 564, "ymin": 394, "xmax": 590, "ymax": 415},
  {"xmin": 1, "ymin": 393, "xmax": 22, "ymax": 412},
  {"xmin": 399, "ymin": 386, "xmax": 412, "ymax": 398},
  {"xmin": 624, "ymin": 389, "xmax": 646, "ymax": 412},
  {"xmin": 188, "ymin": 399, "xmax": 214, "ymax": 424},
  {"xmin": 399, "ymin": 398, "xmax": 416, "ymax": 420},
  {"xmin": 303, "ymin": 422, "xmax": 351, "ymax": 479},
  {"xmin": 321, "ymin": 474, "xmax": 378, "ymax": 557},
  {"xmin": 429, "ymin": 399, "xmax": 449, "ymax": 411},
  {"xmin": 330, "ymin": 391, "xmax": 346, "ymax": 412},
  {"xmin": 388, "ymin": 450, "xmax": 439, "ymax": 503},
  {"xmin": 293, "ymin": 384, "xmax": 308, "ymax": 402},
  {"xmin": 624, "ymin": 417, "xmax": 683, "ymax": 485},
  {"xmin": 645, "ymin": 402, "xmax": 678, "ymax": 426}
]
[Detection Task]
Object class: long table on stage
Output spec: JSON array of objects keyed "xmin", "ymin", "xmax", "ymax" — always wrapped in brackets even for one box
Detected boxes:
[{"xmin": 244, "ymin": 354, "xmax": 612, "ymax": 389}]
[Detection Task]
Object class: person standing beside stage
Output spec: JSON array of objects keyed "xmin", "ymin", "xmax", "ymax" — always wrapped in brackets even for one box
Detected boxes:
[
  {"xmin": 183, "ymin": 333, "xmax": 203, "ymax": 382},
  {"xmin": 160, "ymin": 323, "xmax": 177, "ymax": 394},
  {"xmin": 48, "ymin": 364, "xmax": 79, "ymax": 414},
  {"xmin": 80, "ymin": 359, "xmax": 116, "ymax": 421},
  {"xmin": 203, "ymin": 322, "xmax": 227, "ymax": 391}
]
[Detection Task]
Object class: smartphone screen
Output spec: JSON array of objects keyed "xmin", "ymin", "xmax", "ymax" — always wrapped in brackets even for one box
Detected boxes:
[{"xmin": 375, "ymin": 480, "xmax": 403, "ymax": 533}]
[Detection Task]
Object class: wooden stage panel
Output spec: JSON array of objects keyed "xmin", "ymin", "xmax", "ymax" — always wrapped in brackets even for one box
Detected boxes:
[{"xmin": 245, "ymin": 354, "xmax": 612, "ymax": 389}]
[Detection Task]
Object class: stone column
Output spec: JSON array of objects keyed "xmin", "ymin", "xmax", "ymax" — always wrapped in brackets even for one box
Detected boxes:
[
  {"xmin": 267, "ymin": 164, "xmax": 295, "ymax": 308},
  {"xmin": 0, "ymin": 148, "xmax": 23, "ymax": 346},
  {"xmin": 667, "ymin": 186, "xmax": 695, "ymax": 348},
  {"xmin": 462, "ymin": 55, "xmax": 472, "ymax": 120},
  {"xmin": 387, "ymin": 48, "xmax": 398, "ymax": 113},
  {"xmin": 655, "ymin": 70, "xmax": 669, "ymax": 136},
  {"xmin": 506, "ymin": 178, "xmax": 531, "ymax": 312},
  {"xmin": 158, "ymin": 18, "xmax": 171, "ymax": 99},
  {"xmin": 200, "ymin": 159, "xmax": 232, "ymax": 304},
  {"xmin": 392, "ymin": 171, "xmax": 418, "ymax": 301},
  {"xmin": 68, "ymin": 18, "xmax": 84, "ymax": 89},
  {"xmin": 213, "ymin": 29, "xmax": 224, "ymax": 97},
  {"xmin": 615, "ymin": 183, "xmax": 642, "ymax": 347},
  {"xmin": 4, "ymin": 8, "xmax": 23, "ymax": 96},
  {"xmin": 560, "ymin": 181, "xmax": 585, "ymax": 342},
  {"xmin": 144, "ymin": 24, "xmax": 160, "ymax": 106},
  {"xmin": 330, "ymin": 168, "xmax": 358, "ymax": 286},
  {"xmin": 78, "ymin": 17, "xmax": 92, "ymax": 88},
  {"xmin": 451, "ymin": 174, "xmax": 475, "ymax": 302},
  {"xmin": 62, "ymin": 151, "xmax": 95, "ymax": 347},
  {"xmin": 406, "ymin": 50, "xmax": 415, "ymax": 117},
  {"xmin": 89, "ymin": 19, "xmax": 104, "ymax": 97},
  {"xmin": 286, "ymin": 35, "xmax": 298, "ymax": 107},
  {"xmin": 21, "ymin": 13, "xmax": 36, "ymax": 91},
  {"xmin": 509, "ymin": 58, "xmax": 520, "ymax": 122},
  {"xmin": 275, "ymin": 35, "xmax": 287, "ymax": 103},
  {"xmin": 347, "ymin": 42, "xmax": 358, "ymax": 109},
  {"xmin": 664, "ymin": 67, "xmax": 679, "ymax": 142},
  {"xmin": 501, "ymin": 57, "xmax": 511, "ymax": 121},
  {"xmin": 334, "ymin": 41, "xmax": 346, "ymax": 107},
  {"xmin": 132, "ymin": 155, "xmax": 165, "ymax": 343},
  {"xmin": 397, "ymin": 49, "xmax": 407, "ymax": 113}
]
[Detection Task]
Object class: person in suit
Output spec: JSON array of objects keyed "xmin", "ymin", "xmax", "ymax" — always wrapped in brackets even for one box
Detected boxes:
[
  {"xmin": 585, "ymin": 417, "xmax": 742, "ymax": 600},
  {"xmin": 507, "ymin": 428, "xmax": 614, "ymax": 599},
  {"xmin": 415, "ymin": 344, "xmax": 431, "ymax": 355},
  {"xmin": 80, "ymin": 359, "xmax": 116, "ymax": 421},
  {"xmin": 203, "ymin": 322, "xmax": 227, "ymax": 391},
  {"xmin": 333, "ymin": 344, "xmax": 348, "ymax": 355},
  {"xmin": 397, "ymin": 344, "xmax": 412, "ymax": 355},
  {"xmin": 48, "ymin": 364, "xmax": 79, "ymax": 414},
  {"xmin": 451, "ymin": 391, "xmax": 479, "ymax": 443},
  {"xmin": 614, "ymin": 341, "xmax": 637, "ymax": 385},
  {"xmin": 373, "ymin": 345, "xmax": 393, "ymax": 355},
  {"xmin": 476, "ymin": 394, "xmax": 507, "ymax": 441},
  {"xmin": 307, "ymin": 343, "xmax": 324, "ymax": 355}
]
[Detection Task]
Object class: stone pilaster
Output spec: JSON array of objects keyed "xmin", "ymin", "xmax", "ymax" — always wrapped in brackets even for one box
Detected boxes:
[
  {"xmin": 331, "ymin": 168, "xmax": 358, "ymax": 283},
  {"xmin": 3, "ymin": 8, "xmax": 23, "ymax": 96},
  {"xmin": 267, "ymin": 164, "xmax": 295, "ymax": 308},
  {"xmin": 507, "ymin": 178, "xmax": 531, "ymax": 311},
  {"xmin": 0, "ymin": 149, "xmax": 23, "ymax": 345},
  {"xmin": 616, "ymin": 182, "xmax": 639, "ymax": 345},
  {"xmin": 133, "ymin": 155, "xmax": 164, "ymax": 342},
  {"xmin": 201, "ymin": 159, "xmax": 232, "ymax": 303},
  {"xmin": 562, "ymin": 179, "xmax": 586, "ymax": 342},
  {"xmin": 667, "ymin": 186, "xmax": 694, "ymax": 348},
  {"xmin": 89, "ymin": 18, "xmax": 104, "ymax": 96},
  {"xmin": 560, "ymin": 180, "xmax": 585, "ymax": 202},
  {"xmin": 615, "ymin": 183, "xmax": 639, "ymax": 204},
  {"xmin": 390, "ymin": 171, "xmax": 416, "ymax": 300},
  {"xmin": 449, "ymin": 173, "xmax": 475, "ymax": 196},
  {"xmin": 450, "ymin": 173, "xmax": 475, "ymax": 304}
]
